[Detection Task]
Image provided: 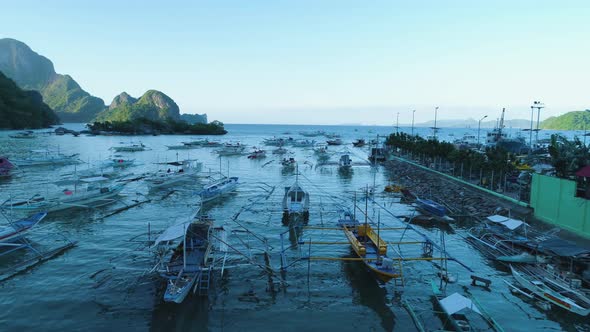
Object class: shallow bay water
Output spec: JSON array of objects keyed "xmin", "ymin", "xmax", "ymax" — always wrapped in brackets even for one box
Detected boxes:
[{"xmin": 0, "ymin": 124, "xmax": 587, "ymax": 332}]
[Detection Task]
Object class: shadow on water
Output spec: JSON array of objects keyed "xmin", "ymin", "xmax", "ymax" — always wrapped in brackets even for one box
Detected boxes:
[
  {"xmin": 149, "ymin": 282, "xmax": 210, "ymax": 332},
  {"xmin": 341, "ymin": 254, "xmax": 396, "ymax": 332}
]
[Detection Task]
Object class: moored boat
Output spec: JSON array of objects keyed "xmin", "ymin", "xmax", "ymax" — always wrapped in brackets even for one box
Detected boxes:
[
  {"xmin": 415, "ymin": 198, "xmax": 447, "ymax": 217},
  {"xmin": 0, "ymin": 212, "xmax": 46, "ymax": 244},
  {"xmin": 198, "ymin": 176, "xmax": 239, "ymax": 203},
  {"xmin": 11, "ymin": 150, "xmax": 82, "ymax": 167},
  {"xmin": 339, "ymin": 217, "xmax": 399, "ymax": 283},
  {"xmin": 9, "ymin": 131, "xmax": 36, "ymax": 139},
  {"xmin": 156, "ymin": 216, "xmax": 213, "ymax": 303},
  {"xmin": 0, "ymin": 157, "xmax": 16, "ymax": 177},
  {"xmin": 112, "ymin": 142, "xmax": 148, "ymax": 152},
  {"xmin": 509, "ymin": 265, "xmax": 590, "ymax": 316},
  {"xmin": 281, "ymin": 178, "xmax": 310, "ymax": 225}
]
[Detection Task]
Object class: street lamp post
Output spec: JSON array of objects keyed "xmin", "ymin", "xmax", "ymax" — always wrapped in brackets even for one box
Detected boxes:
[
  {"xmin": 477, "ymin": 115, "xmax": 488, "ymax": 148},
  {"xmin": 411, "ymin": 109, "xmax": 416, "ymax": 136},
  {"xmin": 433, "ymin": 106, "xmax": 439, "ymax": 139},
  {"xmin": 533, "ymin": 101, "xmax": 544, "ymax": 146}
]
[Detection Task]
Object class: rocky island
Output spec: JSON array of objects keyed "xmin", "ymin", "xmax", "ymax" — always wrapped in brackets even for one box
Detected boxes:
[{"xmin": 0, "ymin": 71, "xmax": 59, "ymax": 129}]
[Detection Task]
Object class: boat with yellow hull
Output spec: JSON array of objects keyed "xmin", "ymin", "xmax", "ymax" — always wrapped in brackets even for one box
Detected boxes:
[{"xmin": 340, "ymin": 217, "xmax": 400, "ymax": 283}]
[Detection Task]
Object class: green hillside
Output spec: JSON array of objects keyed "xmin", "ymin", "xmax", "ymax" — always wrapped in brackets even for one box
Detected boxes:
[
  {"xmin": 0, "ymin": 71, "xmax": 59, "ymax": 129},
  {"xmin": 540, "ymin": 110, "xmax": 590, "ymax": 130},
  {"xmin": 0, "ymin": 38, "xmax": 105, "ymax": 122},
  {"xmin": 94, "ymin": 90, "xmax": 180, "ymax": 122}
]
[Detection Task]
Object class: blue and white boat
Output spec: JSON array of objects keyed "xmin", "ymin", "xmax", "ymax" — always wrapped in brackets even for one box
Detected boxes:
[
  {"xmin": 0, "ymin": 212, "xmax": 46, "ymax": 244},
  {"xmin": 416, "ymin": 198, "xmax": 447, "ymax": 218},
  {"xmin": 198, "ymin": 177, "xmax": 239, "ymax": 203}
]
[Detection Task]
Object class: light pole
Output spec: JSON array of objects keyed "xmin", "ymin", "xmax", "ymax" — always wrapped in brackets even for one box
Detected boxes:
[
  {"xmin": 411, "ymin": 109, "xmax": 416, "ymax": 136},
  {"xmin": 529, "ymin": 105, "xmax": 534, "ymax": 150},
  {"xmin": 432, "ymin": 106, "xmax": 439, "ymax": 139},
  {"xmin": 533, "ymin": 101, "xmax": 544, "ymax": 146},
  {"xmin": 477, "ymin": 115, "xmax": 488, "ymax": 148}
]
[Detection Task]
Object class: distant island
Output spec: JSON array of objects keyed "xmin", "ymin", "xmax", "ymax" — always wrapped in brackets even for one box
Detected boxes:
[
  {"xmin": 0, "ymin": 71, "xmax": 59, "ymax": 129},
  {"xmin": 540, "ymin": 110, "xmax": 590, "ymax": 130},
  {"xmin": 87, "ymin": 117, "xmax": 226, "ymax": 135},
  {"xmin": 0, "ymin": 38, "xmax": 213, "ymax": 128}
]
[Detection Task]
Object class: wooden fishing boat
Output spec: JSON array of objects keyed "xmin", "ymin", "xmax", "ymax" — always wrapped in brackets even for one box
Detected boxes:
[
  {"xmin": 247, "ymin": 149, "xmax": 266, "ymax": 159},
  {"xmin": 326, "ymin": 138, "xmax": 343, "ymax": 146},
  {"xmin": 145, "ymin": 160, "xmax": 202, "ymax": 191},
  {"xmin": 12, "ymin": 150, "xmax": 81, "ymax": 167},
  {"xmin": 340, "ymin": 219, "xmax": 399, "ymax": 283},
  {"xmin": 0, "ymin": 157, "xmax": 16, "ymax": 177},
  {"xmin": 157, "ymin": 217, "xmax": 213, "ymax": 303},
  {"xmin": 1, "ymin": 177, "xmax": 125, "ymax": 213},
  {"xmin": 509, "ymin": 265, "xmax": 590, "ymax": 316},
  {"xmin": 9, "ymin": 131, "xmax": 36, "ymax": 139},
  {"xmin": 198, "ymin": 176, "xmax": 239, "ymax": 203},
  {"xmin": 281, "ymin": 179, "xmax": 310, "ymax": 225},
  {"xmin": 111, "ymin": 142, "xmax": 148, "ymax": 152},
  {"xmin": 415, "ymin": 198, "xmax": 447, "ymax": 217},
  {"xmin": 0, "ymin": 212, "xmax": 46, "ymax": 244},
  {"xmin": 431, "ymin": 281, "xmax": 504, "ymax": 331}
]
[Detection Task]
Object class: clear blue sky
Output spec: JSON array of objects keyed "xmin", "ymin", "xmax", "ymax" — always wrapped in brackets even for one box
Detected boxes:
[{"xmin": 2, "ymin": 0, "xmax": 589, "ymax": 124}]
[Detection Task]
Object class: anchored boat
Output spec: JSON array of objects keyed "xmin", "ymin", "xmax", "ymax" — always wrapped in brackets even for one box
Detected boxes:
[
  {"xmin": 198, "ymin": 176, "xmax": 239, "ymax": 203},
  {"xmin": 0, "ymin": 212, "xmax": 46, "ymax": 244},
  {"xmin": 145, "ymin": 160, "xmax": 202, "ymax": 191},
  {"xmin": 1, "ymin": 177, "xmax": 125, "ymax": 213},
  {"xmin": 156, "ymin": 216, "xmax": 213, "ymax": 303},
  {"xmin": 281, "ymin": 177, "xmax": 310, "ymax": 225}
]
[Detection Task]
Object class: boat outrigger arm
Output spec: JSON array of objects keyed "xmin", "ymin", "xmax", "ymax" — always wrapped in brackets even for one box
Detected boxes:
[{"xmin": 370, "ymin": 198, "xmax": 474, "ymax": 272}]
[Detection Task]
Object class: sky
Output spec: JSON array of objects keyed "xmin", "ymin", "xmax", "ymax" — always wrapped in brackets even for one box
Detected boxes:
[{"xmin": 1, "ymin": 0, "xmax": 589, "ymax": 125}]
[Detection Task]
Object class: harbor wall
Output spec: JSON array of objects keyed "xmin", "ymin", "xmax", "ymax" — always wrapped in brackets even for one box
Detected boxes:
[{"xmin": 530, "ymin": 174, "xmax": 590, "ymax": 238}]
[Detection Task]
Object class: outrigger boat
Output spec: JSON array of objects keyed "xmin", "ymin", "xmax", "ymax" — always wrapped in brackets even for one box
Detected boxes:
[
  {"xmin": 431, "ymin": 280, "xmax": 504, "ymax": 331},
  {"xmin": 198, "ymin": 176, "xmax": 239, "ymax": 203},
  {"xmin": 337, "ymin": 211, "xmax": 399, "ymax": 283},
  {"xmin": 9, "ymin": 131, "xmax": 36, "ymax": 139},
  {"xmin": 281, "ymin": 175, "xmax": 310, "ymax": 225},
  {"xmin": 12, "ymin": 150, "xmax": 81, "ymax": 167},
  {"xmin": 145, "ymin": 160, "xmax": 202, "ymax": 191},
  {"xmin": 339, "ymin": 154, "xmax": 352, "ymax": 170},
  {"xmin": 216, "ymin": 143, "xmax": 246, "ymax": 156},
  {"xmin": 508, "ymin": 265, "xmax": 590, "ymax": 316},
  {"xmin": 111, "ymin": 142, "xmax": 148, "ymax": 152},
  {"xmin": 247, "ymin": 149, "xmax": 266, "ymax": 159},
  {"xmin": 0, "ymin": 212, "xmax": 46, "ymax": 244},
  {"xmin": 272, "ymin": 147, "xmax": 288, "ymax": 155},
  {"xmin": 1, "ymin": 177, "xmax": 125, "ymax": 213},
  {"xmin": 156, "ymin": 216, "xmax": 213, "ymax": 304}
]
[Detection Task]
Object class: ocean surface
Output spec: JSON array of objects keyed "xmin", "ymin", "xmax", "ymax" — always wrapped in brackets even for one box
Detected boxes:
[{"xmin": 0, "ymin": 123, "xmax": 588, "ymax": 332}]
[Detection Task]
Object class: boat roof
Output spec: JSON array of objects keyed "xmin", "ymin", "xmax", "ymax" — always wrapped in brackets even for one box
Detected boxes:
[
  {"xmin": 538, "ymin": 238, "xmax": 590, "ymax": 258},
  {"xmin": 80, "ymin": 176, "xmax": 110, "ymax": 183},
  {"xmin": 153, "ymin": 221, "xmax": 190, "ymax": 246},
  {"xmin": 439, "ymin": 293, "xmax": 482, "ymax": 315},
  {"xmin": 486, "ymin": 215, "xmax": 527, "ymax": 230}
]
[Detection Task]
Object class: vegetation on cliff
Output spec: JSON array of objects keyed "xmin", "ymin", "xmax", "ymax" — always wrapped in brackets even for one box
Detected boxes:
[
  {"xmin": 94, "ymin": 90, "xmax": 180, "ymax": 122},
  {"xmin": 540, "ymin": 110, "xmax": 590, "ymax": 130},
  {"xmin": 0, "ymin": 71, "xmax": 59, "ymax": 129},
  {"xmin": 0, "ymin": 38, "xmax": 105, "ymax": 122}
]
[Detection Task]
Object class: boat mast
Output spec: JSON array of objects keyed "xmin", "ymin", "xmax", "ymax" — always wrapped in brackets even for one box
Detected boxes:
[
  {"xmin": 377, "ymin": 210, "xmax": 381, "ymax": 261},
  {"xmin": 183, "ymin": 223, "xmax": 187, "ymax": 269}
]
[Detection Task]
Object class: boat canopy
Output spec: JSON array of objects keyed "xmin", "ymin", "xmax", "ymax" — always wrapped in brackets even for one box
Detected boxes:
[
  {"xmin": 538, "ymin": 238, "xmax": 590, "ymax": 258},
  {"xmin": 439, "ymin": 293, "xmax": 482, "ymax": 315},
  {"xmin": 486, "ymin": 215, "xmax": 527, "ymax": 230},
  {"xmin": 80, "ymin": 176, "xmax": 110, "ymax": 183},
  {"xmin": 153, "ymin": 222, "xmax": 190, "ymax": 246}
]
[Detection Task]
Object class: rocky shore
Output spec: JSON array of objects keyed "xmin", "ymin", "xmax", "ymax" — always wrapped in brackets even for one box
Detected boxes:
[{"xmin": 384, "ymin": 158, "xmax": 533, "ymax": 220}]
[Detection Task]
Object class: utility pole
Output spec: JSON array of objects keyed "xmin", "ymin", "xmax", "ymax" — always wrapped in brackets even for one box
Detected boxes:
[
  {"xmin": 432, "ymin": 106, "xmax": 439, "ymax": 140},
  {"xmin": 411, "ymin": 110, "xmax": 416, "ymax": 136},
  {"xmin": 477, "ymin": 115, "xmax": 488, "ymax": 148}
]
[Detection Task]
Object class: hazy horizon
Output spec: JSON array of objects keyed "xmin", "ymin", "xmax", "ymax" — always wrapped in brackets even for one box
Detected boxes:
[{"xmin": 2, "ymin": 0, "xmax": 589, "ymax": 124}]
